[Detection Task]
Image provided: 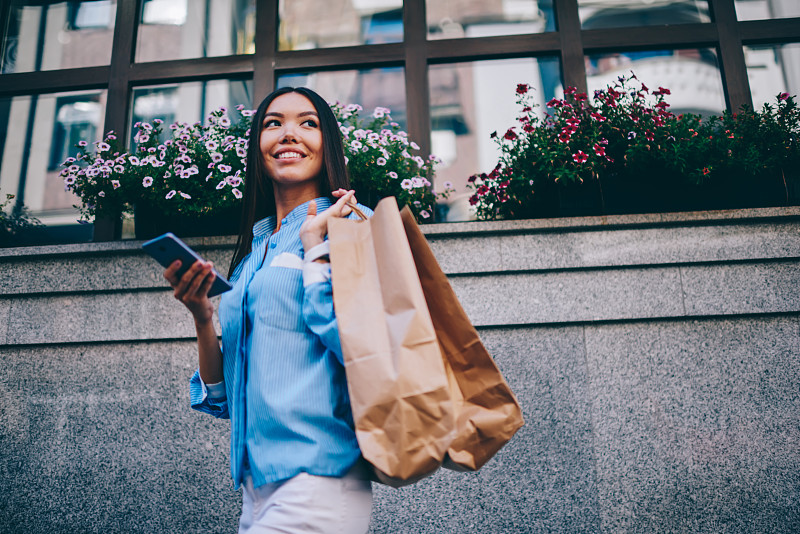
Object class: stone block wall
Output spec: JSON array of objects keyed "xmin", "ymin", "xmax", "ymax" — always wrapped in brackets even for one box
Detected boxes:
[{"xmin": 1, "ymin": 207, "xmax": 799, "ymax": 533}]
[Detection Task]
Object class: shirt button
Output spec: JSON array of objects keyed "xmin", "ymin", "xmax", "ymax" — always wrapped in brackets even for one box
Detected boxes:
[
  {"xmin": 269, "ymin": 241, "xmax": 277, "ymax": 249},
  {"xmin": 281, "ymin": 218, "xmax": 288, "ymax": 225}
]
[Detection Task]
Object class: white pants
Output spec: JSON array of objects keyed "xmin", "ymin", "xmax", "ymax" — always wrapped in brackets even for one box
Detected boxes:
[{"xmin": 238, "ymin": 464, "xmax": 373, "ymax": 534}]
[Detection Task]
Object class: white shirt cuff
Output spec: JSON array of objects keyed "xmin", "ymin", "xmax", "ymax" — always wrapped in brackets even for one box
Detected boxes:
[
  {"xmin": 303, "ymin": 261, "xmax": 331, "ymax": 287},
  {"xmin": 205, "ymin": 380, "xmax": 226, "ymax": 400}
]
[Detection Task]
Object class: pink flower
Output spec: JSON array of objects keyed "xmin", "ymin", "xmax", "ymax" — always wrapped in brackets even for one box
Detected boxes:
[
  {"xmin": 166, "ymin": 190, "xmax": 176, "ymax": 199},
  {"xmin": 572, "ymin": 151, "xmax": 588, "ymax": 164},
  {"xmin": 779, "ymin": 92, "xmax": 790, "ymax": 101},
  {"xmin": 388, "ymin": 171, "xmax": 398, "ymax": 179},
  {"xmin": 503, "ymin": 128, "xmax": 517, "ymax": 141},
  {"xmin": 232, "ymin": 188, "xmax": 243, "ymax": 199},
  {"xmin": 516, "ymin": 84, "xmax": 529, "ymax": 95},
  {"xmin": 419, "ymin": 210, "xmax": 430, "ymax": 219},
  {"xmin": 593, "ymin": 143, "xmax": 606, "ymax": 157}
]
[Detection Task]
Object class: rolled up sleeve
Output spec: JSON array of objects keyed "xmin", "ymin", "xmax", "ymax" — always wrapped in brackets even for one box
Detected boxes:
[{"xmin": 189, "ymin": 369, "xmax": 230, "ymax": 419}]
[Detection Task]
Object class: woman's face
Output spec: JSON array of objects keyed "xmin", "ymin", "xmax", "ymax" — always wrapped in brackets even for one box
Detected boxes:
[{"xmin": 259, "ymin": 92, "xmax": 324, "ymax": 192}]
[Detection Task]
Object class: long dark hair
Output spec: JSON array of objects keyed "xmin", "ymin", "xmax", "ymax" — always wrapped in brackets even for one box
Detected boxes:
[{"xmin": 227, "ymin": 86, "xmax": 350, "ymax": 278}]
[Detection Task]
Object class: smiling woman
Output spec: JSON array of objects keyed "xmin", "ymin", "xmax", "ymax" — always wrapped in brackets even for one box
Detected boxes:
[{"xmin": 162, "ymin": 86, "xmax": 374, "ymax": 534}]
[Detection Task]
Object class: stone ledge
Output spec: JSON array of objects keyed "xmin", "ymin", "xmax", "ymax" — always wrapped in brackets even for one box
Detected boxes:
[{"xmin": 2, "ymin": 206, "xmax": 799, "ymax": 259}]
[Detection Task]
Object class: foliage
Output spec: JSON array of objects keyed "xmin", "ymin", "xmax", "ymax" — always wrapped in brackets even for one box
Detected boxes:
[
  {"xmin": 330, "ymin": 102, "xmax": 450, "ymax": 221},
  {"xmin": 62, "ymin": 104, "xmax": 449, "ymax": 224},
  {"xmin": 468, "ymin": 74, "xmax": 800, "ymax": 220},
  {"xmin": 62, "ymin": 106, "xmax": 252, "ymax": 221},
  {"xmin": 0, "ymin": 194, "xmax": 42, "ymax": 244}
]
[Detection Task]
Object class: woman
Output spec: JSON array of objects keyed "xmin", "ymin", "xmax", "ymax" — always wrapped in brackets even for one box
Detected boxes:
[{"xmin": 164, "ymin": 87, "xmax": 373, "ymax": 533}]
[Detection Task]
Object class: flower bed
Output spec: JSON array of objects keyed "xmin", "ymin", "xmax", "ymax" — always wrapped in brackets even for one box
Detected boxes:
[{"xmin": 468, "ymin": 74, "xmax": 800, "ymax": 220}]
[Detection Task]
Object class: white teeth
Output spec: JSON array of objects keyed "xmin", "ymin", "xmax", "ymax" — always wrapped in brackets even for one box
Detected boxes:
[{"xmin": 276, "ymin": 152, "xmax": 303, "ymax": 159}]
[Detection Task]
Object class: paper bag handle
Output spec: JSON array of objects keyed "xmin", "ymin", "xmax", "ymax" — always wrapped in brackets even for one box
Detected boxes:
[{"xmin": 347, "ymin": 200, "xmax": 369, "ymax": 221}]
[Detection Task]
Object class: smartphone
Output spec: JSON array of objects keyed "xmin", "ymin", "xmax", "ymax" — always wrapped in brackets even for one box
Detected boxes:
[{"xmin": 142, "ymin": 232, "xmax": 233, "ymax": 297}]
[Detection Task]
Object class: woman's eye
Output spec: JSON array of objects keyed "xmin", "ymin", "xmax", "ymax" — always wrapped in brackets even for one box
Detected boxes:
[
  {"xmin": 264, "ymin": 119, "xmax": 280, "ymax": 127},
  {"xmin": 303, "ymin": 119, "xmax": 318, "ymax": 128}
]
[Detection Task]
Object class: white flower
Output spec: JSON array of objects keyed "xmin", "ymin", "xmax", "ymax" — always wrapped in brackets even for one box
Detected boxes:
[
  {"xmin": 236, "ymin": 147, "xmax": 247, "ymax": 158},
  {"xmin": 410, "ymin": 142, "xmax": 420, "ymax": 150},
  {"xmin": 97, "ymin": 142, "xmax": 110, "ymax": 151},
  {"xmin": 216, "ymin": 181, "xmax": 226, "ymax": 190},
  {"xmin": 180, "ymin": 192, "xmax": 191, "ymax": 199},
  {"xmin": 373, "ymin": 106, "xmax": 391, "ymax": 118},
  {"xmin": 346, "ymin": 104, "xmax": 362, "ymax": 113},
  {"xmin": 227, "ymin": 176, "xmax": 243, "ymax": 187},
  {"xmin": 218, "ymin": 164, "xmax": 232, "ymax": 173},
  {"xmin": 376, "ymin": 157, "xmax": 386, "ymax": 166},
  {"xmin": 414, "ymin": 156, "xmax": 425, "ymax": 168},
  {"xmin": 212, "ymin": 152, "xmax": 223, "ymax": 163},
  {"xmin": 68, "ymin": 164, "xmax": 80, "ymax": 173},
  {"xmin": 388, "ymin": 171, "xmax": 398, "ymax": 179},
  {"xmin": 420, "ymin": 210, "xmax": 430, "ymax": 219},
  {"xmin": 64, "ymin": 175, "xmax": 76, "ymax": 185},
  {"xmin": 78, "ymin": 140, "xmax": 88, "ymax": 147},
  {"xmin": 350, "ymin": 140, "xmax": 362, "ymax": 151},
  {"xmin": 205, "ymin": 140, "xmax": 218, "ymax": 151},
  {"xmin": 128, "ymin": 156, "xmax": 140, "ymax": 165},
  {"xmin": 232, "ymin": 188, "xmax": 242, "ymax": 199},
  {"xmin": 401, "ymin": 179, "xmax": 413, "ymax": 190},
  {"xmin": 166, "ymin": 190, "xmax": 176, "ymax": 199},
  {"xmin": 412, "ymin": 177, "xmax": 425, "ymax": 188},
  {"xmin": 98, "ymin": 191, "xmax": 106, "ymax": 197},
  {"xmin": 443, "ymin": 181, "xmax": 453, "ymax": 189},
  {"xmin": 142, "ymin": 176, "xmax": 154, "ymax": 187},
  {"xmin": 114, "ymin": 165, "xmax": 125, "ymax": 173},
  {"xmin": 111, "ymin": 180, "xmax": 121, "ymax": 189}
]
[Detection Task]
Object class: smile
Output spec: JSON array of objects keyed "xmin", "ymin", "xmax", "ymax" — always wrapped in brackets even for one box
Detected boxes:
[{"xmin": 275, "ymin": 151, "xmax": 305, "ymax": 159}]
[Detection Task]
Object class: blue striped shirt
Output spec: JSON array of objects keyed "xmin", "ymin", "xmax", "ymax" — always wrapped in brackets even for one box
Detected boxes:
[{"xmin": 189, "ymin": 197, "xmax": 371, "ymax": 489}]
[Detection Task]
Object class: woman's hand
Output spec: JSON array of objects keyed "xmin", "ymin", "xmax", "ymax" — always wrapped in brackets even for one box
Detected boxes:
[
  {"xmin": 164, "ymin": 259, "xmax": 216, "ymax": 325},
  {"xmin": 300, "ymin": 189, "xmax": 356, "ymax": 251}
]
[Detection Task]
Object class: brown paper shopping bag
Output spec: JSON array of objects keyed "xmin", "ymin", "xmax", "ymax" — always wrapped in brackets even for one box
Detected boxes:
[
  {"xmin": 328, "ymin": 197, "xmax": 456, "ymax": 483},
  {"xmin": 329, "ymin": 197, "xmax": 524, "ymax": 485}
]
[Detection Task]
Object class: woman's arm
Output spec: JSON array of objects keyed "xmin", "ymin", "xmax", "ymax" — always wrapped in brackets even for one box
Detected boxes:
[{"xmin": 164, "ymin": 259, "xmax": 223, "ymax": 383}]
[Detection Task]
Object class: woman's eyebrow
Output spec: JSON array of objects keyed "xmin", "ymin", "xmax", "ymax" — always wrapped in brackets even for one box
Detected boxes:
[{"xmin": 264, "ymin": 111, "xmax": 319, "ymax": 118}]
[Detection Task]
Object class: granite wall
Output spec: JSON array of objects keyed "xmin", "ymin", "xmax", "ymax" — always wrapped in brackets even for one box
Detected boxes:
[{"xmin": 1, "ymin": 207, "xmax": 799, "ymax": 533}]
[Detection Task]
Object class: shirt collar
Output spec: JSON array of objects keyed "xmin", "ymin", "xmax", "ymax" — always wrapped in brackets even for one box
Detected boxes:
[{"xmin": 252, "ymin": 197, "xmax": 333, "ymax": 238}]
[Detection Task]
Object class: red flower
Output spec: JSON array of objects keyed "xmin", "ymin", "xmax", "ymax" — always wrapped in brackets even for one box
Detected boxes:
[
  {"xmin": 490, "ymin": 131, "xmax": 498, "ymax": 138},
  {"xmin": 547, "ymin": 98, "xmax": 562, "ymax": 108},
  {"xmin": 645, "ymin": 130, "xmax": 654, "ymax": 141},
  {"xmin": 575, "ymin": 93, "xmax": 588, "ymax": 102},
  {"xmin": 564, "ymin": 86, "xmax": 577, "ymax": 96},
  {"xmin": 572, "ymin": 151, "xmax": 588, "ymax": 164},
  {"xmin": 558, "ymin": 131, "xmax": 571, "ymax": 143},
  {"xmin": 641, "ymin": 83, "xmax": 649, "ymax": 93},
  {"xmin": 469, "ymin": 195, "xmax": 479, "ymax": 206},
  {"xmin": 726, "ymin": 130, "xmax": 734, "ymax": 138},
  {"xmin": 779, "ymin": 92, "xmax": 790, "ymax": 101},
  {"xmin": 516, "ymin": 84, "xmax": 530, "ymax": 95},
  {"xmin": 702, "ymin": 167, "xmax": 711, "ymax": 176},
  {"xmin": 566, "ymin": 117, "xmax": 581, "ymax": 127},
  {"xmin": 504, "ymin": 128, "xmax": 517, "ymax": 141},
  {"xmin": 593, "ymin": 143, "xmax": 606, "ymax": 157},
  {"xmin": 477, "ymin": 185, "xmax": 489, "ymax": 195},
  {"xmin": 523, "ymin": 122, "xmax": 535, "ymax": 133},
  {"xmin": 655, "ymin": 101, "xmax": 669, "ymax": 110},
  {"xmin": 522, "ymin": 106, "xmax": 532, "ymax": 112},
  {"xmin": 590, "ymin": 112, "xmax": 606, "ymax": 122},
  {"xmin": 655, "ymin": 86, "xmax": 671, "ymax": 95}
]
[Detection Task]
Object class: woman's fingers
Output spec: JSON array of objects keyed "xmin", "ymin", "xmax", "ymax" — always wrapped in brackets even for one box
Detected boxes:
[
  {"xmin": 173, "ymin": 260, "xmax": 205, "ymax": 300},
  {"xmin": 164, "ymin": 260, "xmax": 182, "ymax": 286}
]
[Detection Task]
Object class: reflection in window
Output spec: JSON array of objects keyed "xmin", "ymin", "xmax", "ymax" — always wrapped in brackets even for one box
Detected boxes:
[
  {"xmin": 278, "ymin": 0, "xmax": 403, "ymax": 51},
  {"xmin": 426, "ymin": 0, "xmax": 550, "ymax": 40},
  {"xmin": 745, "ymin": 43, "xmax": 800, "ymax": 110},
  {"xmin": 0, "ymin": 91, "xmax": 107, "ymax": 242},
  {"xmin": 1, "ymin": 1, "xmax": 117, "ymax": 74},
  {"xmin": 429, "ymin": 57, "xmax": 560, "ymax": 222},
  {"xmin": 734, "ymin": 0, "xmax": 800, "ymax": 21},
  {"xmin": 135, "ymin": 0, "xmax": 255, "ymax": 62},
  {"xmin": 130, "ymin": 79, "xmax": 252, "ymax": 149},
  {"xmin": 49, "ymin": 96, "xmax": 103, "ymax": 171},
  {"xmin": 277, "ymin": 68, "xmax": 407, "ymax": 129},
  {"xmin": 141, "ymin": 0, "xmax": 188, "ymax": 25},
  {"xmin": 578, "ymin": 0, "xmax": 709, "ymax": 28},
  {"xmin": 585, "ymin": 48, "xmax": 725, "ymax": 116}
]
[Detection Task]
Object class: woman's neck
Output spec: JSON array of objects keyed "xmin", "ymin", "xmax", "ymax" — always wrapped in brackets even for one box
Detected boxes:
[{"xmin": 272, "ymin": 182, "xmax": 322, "ymax": 226}]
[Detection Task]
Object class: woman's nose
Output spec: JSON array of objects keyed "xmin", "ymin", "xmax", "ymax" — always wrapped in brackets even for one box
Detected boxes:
[{"xmin": 280, "ymin": 124, "xmax": 299, "ymax": 142}]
